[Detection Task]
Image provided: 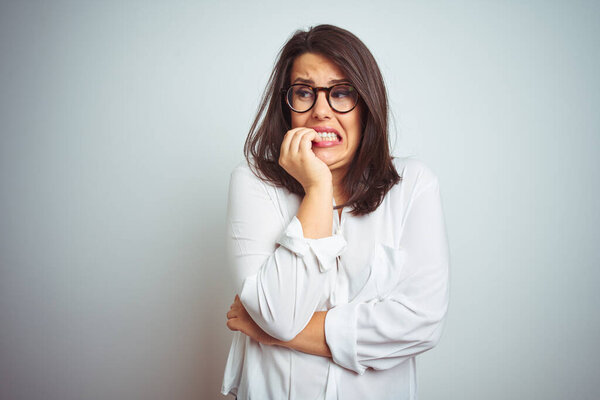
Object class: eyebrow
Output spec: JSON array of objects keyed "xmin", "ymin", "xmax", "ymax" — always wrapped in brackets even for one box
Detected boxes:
[{"xmin": 293, "ymin": 77, "xmax": 350, "ymax": 85}]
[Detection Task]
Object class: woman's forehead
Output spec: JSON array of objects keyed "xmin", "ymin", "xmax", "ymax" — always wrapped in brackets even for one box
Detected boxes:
[{"xmin": 290, "ymin": 53, "xmax": 346, "ymax": 84}]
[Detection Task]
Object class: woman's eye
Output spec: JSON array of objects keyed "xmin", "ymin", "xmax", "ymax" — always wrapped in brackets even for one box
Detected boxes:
[
  {"xmin": 295, "ymin": 88, "xmax": 313, "ymax": 98},
  {"xmin": 331, "ymin": 86, "xmax": 353, "ymax": 98},
  {"xmin": 332, "ymin": 91, "xmax": 349, "ymax": 98}
]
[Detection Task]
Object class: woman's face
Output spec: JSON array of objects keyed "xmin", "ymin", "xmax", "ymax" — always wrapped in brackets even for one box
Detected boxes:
[{"xmin": 289, "ymin": 53, "xmax": 362, "ymax": 178}]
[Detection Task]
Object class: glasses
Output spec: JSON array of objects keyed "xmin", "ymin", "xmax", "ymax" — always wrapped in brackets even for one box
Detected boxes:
[{"xmin": 283, "ymin": 83, "xmax": 359, "ymax": 113}]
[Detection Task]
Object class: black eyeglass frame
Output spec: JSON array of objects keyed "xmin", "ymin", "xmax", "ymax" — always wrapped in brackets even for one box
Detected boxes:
[{"xmin": 282, "ymin": 83, "xmax": 360, "ymax": 114}]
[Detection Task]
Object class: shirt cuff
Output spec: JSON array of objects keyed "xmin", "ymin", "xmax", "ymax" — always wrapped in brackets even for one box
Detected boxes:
[
  {"xmin": 276, "ymin": 216, "xmax": 346, "ymax": 272},
  {"xmin": 325, "ymin": 302, "xmax": 366, "ymax": 375}
]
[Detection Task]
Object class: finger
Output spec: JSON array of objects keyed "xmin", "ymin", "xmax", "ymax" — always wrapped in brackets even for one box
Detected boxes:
[
  {"xmin": 290, "ymin": 129, "xmax": 316, "ymax": 155},
  {"xmin": 284, "ymin": 127, "xmax": 316, "ymax": 155},
  {"xmin": 280, "ymin": 127, "xmax": 304, "ymax": 160},
  {"xmin": 289, "ymin": 129, "xmax": 308, "ymax": 154},
  {"xmin": 226, "ymin": 319, "xmax": 239, "ymax": 331},
  {"xmin": 298, "ymin": 132, "xmax": 318, "ymax": 156},
  {"xmin": 227, "ymin": 310, "xmax": 236, "ymax": 319}
]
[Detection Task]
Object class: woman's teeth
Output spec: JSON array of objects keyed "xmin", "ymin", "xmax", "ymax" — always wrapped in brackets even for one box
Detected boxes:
[{"xmin": 317, "ymin": 132, "xmax": 338, "ymax": 141}]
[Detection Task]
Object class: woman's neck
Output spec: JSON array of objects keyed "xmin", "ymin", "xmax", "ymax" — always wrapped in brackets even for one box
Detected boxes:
[
  {"xmin": 332, "ymin": 170, "xmax": 348, "ymax": 210},
  {"xmin": 333, "ymin": 186, "xmax": 347, "ymax": 206}
]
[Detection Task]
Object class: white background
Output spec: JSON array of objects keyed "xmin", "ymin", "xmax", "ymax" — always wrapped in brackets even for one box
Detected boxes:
[{"xmin": 1, "ymin": 1, "xmax": 599, "ymax": 399}]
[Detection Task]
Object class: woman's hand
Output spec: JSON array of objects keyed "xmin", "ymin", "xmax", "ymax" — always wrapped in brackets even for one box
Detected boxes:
[
  {"xmin": 226, "ymin": 295, "xmax": 276, "ymax": 345},
  {"xmin": 279, "ymin": 127, "xmax": 332, "ymax": 193}
]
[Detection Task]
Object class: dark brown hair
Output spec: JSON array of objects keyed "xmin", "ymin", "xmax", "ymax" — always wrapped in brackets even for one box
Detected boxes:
[{"xmin": 244, "ymin": 24, "xmax": 400, "ymax": 215}]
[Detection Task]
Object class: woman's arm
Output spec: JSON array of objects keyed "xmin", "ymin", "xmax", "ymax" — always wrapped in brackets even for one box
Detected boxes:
[
  {"xmin": 227, "ymin": 295, "xmax": 331, "ymax": 357},
  {"xmin": 228, "ymin": 163, "xmax": 449, "ymax": 371},
  {"xmin": 227, "ymin": 128, "xmax": 342, "ymax": 342},
  {"xmin": 279, "ymin": 311, "xmax": 330, "ymax": 357},
  {"xmin": 279, "ymin": 127, "xmax": 333, "ymax": 239},
  {"xmin": 324, "ymin": 176, "xmax": 450, "ymax": 374}
]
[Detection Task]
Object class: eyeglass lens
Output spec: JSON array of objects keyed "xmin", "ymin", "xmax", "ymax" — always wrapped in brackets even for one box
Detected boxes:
[{"xmin": 286, "ymin": 84, "xmax": 358, "ymax": 113}]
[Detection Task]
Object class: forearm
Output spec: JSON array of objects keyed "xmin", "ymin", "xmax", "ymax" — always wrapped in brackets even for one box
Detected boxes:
[
  {"xmin": 273, "ymin": 311, "xmax": 331, "ymax": 357},
  {"xmin": 296, "ymin": 185, "xmax": 333, "ymax": 239},
  {"xmin": 228, "ymin": 295, "xmax": 331, "ymax": 357}
]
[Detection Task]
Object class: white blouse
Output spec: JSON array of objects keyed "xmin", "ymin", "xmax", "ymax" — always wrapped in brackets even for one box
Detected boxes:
[{"xmin": 222, "ymin": 157, "xmax": 450, "ymax": 400}]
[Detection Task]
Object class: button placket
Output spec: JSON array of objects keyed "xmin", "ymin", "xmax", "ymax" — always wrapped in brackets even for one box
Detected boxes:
[{"xmin": 330, "ymin": 199, "xmax": 349, "ymax": 306}]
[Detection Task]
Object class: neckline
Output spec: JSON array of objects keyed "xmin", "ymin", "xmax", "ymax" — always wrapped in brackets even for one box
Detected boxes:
[{"xmin": 332, "ymin": 198, "xmax": 345, "ymax": 227}]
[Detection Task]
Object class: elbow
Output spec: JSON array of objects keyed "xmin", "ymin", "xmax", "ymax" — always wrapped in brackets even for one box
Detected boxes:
[
  {"xmin": 399, "ymin": 304, "xmax": 447, "ymax": 355},
  {"xmin": 240, "ymin": 295, "xmax": 303, "ymax": 342},
  {"xmin": 239, "ymin": 279, "xmax": 309, "ymax": 342},
  {"xmin": 420, "ymin": 328, "xmax": 443, "ymax": 352},
  {"xmin": 416, "ymin": 313, "xmax": 446, "ymax": 353},
  {"xmin": 420, "ymin": 295, "xmax": 449, "ymax": 350},
  {"xmin": 262, "ymin": 320, "xmax": 302, "ymax": 342}
]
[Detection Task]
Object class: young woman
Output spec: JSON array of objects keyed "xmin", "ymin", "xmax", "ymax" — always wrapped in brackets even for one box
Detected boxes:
[{"xmin": 222, "ymin": 24, "xmax": 449, "ymax": 400}]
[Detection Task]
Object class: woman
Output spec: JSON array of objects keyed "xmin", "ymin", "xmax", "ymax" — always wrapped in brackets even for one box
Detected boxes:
[{"xmin": 222, "ymin": 25, "xmax": 449, "ymax": 400}]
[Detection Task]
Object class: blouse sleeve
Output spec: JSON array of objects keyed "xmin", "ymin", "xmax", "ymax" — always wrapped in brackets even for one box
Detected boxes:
[
  {"xmin": 227, "ymin": 165, "xmax": 346, "ymax": 342},
  {"xmin": 324, "ymin": 177, "xmax": 450, "ymax": 374}
]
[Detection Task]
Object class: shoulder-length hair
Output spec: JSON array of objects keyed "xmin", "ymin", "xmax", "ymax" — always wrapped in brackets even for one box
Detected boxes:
[{"xmin": 244, "ymin": 24, "xmax": 400, "ymax": 216}]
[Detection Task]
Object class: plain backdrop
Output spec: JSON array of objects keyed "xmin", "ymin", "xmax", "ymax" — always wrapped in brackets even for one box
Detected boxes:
[{"xmin": 1, "ymin": 1, "xmax": 599, "ymax": 399}]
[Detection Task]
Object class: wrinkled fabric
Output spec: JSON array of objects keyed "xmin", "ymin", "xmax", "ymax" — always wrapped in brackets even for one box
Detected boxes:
[{"xmin": 222, "ymin": 157, "xmax": 450, "ymax": 400}]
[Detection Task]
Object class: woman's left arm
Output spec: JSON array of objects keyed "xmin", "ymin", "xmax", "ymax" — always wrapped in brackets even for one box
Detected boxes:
[{"xmin": 324, "ymin": 177, "xmax": 449, "ymax": 374}]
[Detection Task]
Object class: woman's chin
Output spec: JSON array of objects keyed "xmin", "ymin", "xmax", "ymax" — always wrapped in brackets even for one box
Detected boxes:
[{"xmin": 314, "ymin": 152, "xmax": 337, "ymax": 167}]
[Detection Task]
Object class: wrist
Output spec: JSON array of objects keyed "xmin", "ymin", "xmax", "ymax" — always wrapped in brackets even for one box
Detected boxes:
[{"xmin": 304, "ymin": 182, "xmax": 333, "ymax": 197}]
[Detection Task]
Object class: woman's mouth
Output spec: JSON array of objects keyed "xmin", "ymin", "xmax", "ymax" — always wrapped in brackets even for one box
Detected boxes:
[{"xmin": 312, "ymin": 128, "xmax": 342, "ymax": 147}]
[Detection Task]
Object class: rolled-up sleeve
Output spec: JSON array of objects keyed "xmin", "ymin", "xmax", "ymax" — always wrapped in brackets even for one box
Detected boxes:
[
  {"xmin": 227, "ymin": 164, "xmax": 346, "ymax": 341},
  {"xmin": 277, "ymin": 217, "xmax": 347, "ymax": 273},
  {"xmin": 324, "ymin": 178, "xmax": 450, "ymax": 374}
]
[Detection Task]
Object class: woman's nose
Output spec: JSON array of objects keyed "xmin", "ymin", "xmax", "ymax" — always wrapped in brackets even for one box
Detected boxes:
[{"xmin": 311, "ymin": 91, "xmax": 332, "ymax": 119}]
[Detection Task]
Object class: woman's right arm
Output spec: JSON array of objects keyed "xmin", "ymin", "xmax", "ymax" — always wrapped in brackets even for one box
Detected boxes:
[
  {"xmin": 227, "ymin": 129, "xmax": 342, "ymax": 342},
  {"xmin": 279, "ymin": 127, "xmax": 333, "ymax": 239}
]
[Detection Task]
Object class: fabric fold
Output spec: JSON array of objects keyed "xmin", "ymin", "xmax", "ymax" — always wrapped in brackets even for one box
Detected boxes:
[
  {"xmin": 325, "ymin": 302, "xmax": 366, "ymax": 375},
  {"xmin": 223, "ymin": 157, "xmax": 449, "ymax": 399},
  {"xmin": 276, "ymin": 216, "xmax": 347, "ymax": 272}
]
